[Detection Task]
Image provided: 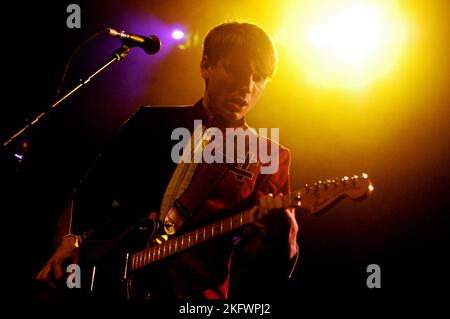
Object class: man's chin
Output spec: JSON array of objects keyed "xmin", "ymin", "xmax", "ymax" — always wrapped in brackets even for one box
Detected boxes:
[{"xmin": 214, "ymin": 112, "xmax": 244, "ymax": 126}]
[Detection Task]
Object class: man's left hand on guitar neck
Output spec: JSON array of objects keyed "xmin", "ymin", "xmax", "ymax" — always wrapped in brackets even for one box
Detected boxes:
[{"xmin": 252, "ymin": 193, "xmax": 299, "ymax": 260}]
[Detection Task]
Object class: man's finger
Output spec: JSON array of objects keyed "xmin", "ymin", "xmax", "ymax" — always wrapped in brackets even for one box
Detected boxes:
[
  {"xmin": 53, "ymin": 261, "xmax": 65, "ymax": 280},
  {"xmin": 259, "ymin": 195, "xmax": 268, "ymax": 216},
  {"xmin": 274, "ymin": 193, "xmax": 284, "ymax": 209},
  {"xmin": 36, "ymin": 264, "xmax": 57, "ymax": 290},
  {"xmin": 265, "ymin": 193, "xmax": 275, "ymax": 211}
]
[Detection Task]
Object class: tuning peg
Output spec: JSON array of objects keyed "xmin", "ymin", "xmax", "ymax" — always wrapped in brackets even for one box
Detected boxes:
[{"xmin": 341, "ymin": 176, "xmax": 349, "ymax": 186}]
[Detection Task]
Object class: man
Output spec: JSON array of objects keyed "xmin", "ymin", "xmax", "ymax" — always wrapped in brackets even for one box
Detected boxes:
[{"xmin": 36, "ymin": 22, "xmax": 299, "ymax": 300}]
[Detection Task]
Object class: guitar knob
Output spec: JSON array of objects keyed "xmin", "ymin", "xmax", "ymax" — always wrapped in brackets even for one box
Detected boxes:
[
  {"xmin": 164, "ymin": 221, "xmax": 176, "ymax": 235},
  {"xmin": 111, "ymin": 200, "xmax": 120, "ymax": 208}
]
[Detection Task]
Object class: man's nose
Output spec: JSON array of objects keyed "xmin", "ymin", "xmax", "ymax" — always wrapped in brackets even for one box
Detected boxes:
[{"xmin": 237, "ymin": 74, "xmax": 256, "ymax": 94}]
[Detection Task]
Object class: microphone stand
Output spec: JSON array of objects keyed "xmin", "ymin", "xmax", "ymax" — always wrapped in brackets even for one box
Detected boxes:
[{"xmin": 1, "ymin": 45, "xmax": 131, "ymax": 159}]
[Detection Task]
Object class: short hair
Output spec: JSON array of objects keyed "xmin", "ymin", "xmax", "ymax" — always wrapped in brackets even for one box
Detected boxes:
[{"xmin": 202, "ymin": 22, "xmax": 278, "ymax": 78}]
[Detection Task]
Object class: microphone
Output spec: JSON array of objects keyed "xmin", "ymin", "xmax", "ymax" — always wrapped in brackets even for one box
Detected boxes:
[{"xmin": 105, "ymin": 28, "xmax": 161, "ymax": 55}]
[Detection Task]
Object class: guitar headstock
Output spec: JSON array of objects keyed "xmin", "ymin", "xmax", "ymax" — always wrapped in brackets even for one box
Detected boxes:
[{"xmin": 290, "ymin": 173, "xmax": 374, "ymax": 214}]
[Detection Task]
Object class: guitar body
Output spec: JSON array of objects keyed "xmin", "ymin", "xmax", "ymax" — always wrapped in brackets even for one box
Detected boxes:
[{"xmin": 81, "ymin": 218, "xmax": 164, "ymax": 300}]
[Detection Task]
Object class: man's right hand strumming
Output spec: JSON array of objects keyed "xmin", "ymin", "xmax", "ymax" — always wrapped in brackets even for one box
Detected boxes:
[{"xmin": 35, "ymin": 235, "xmax": 80, "ymax": 289}]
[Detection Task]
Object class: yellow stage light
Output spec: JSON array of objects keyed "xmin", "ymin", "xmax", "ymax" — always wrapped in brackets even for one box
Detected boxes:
[{"xmin": 276, "ymin": 0, "xmax": 408, "ymax": 89}]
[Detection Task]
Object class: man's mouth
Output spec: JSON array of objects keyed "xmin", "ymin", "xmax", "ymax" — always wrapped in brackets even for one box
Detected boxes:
[{"xmin": 228, "ymin": 98, "xmax": 247, "ymax": 108}]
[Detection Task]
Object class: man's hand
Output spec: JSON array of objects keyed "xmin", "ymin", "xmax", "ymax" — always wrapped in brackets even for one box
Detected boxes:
[
  {"xmin": 35, "ymin": 235, "xmax": 80, "ymax": 289},
  {"xmin": 254, "ymin": 193, "xmax": 299, "ymax": 259}
]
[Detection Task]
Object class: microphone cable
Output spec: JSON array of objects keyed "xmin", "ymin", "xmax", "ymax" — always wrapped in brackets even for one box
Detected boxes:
[{"xmin": 54, "ymin": 29, "xmax": 104, "ymax": 100}]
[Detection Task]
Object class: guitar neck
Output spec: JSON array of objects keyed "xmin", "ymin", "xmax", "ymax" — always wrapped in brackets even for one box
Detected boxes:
[
  {"xmin": 128, "ymin": 173, "xmax": 373, "ymax": 273},
  {"xmin": 129, "ymin": 207, "xmax": 255, "ymax": 272}
]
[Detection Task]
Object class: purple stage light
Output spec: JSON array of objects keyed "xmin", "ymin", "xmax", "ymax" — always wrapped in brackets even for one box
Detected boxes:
[{"xmin": 172, "ymin": 29, "xmax": 185, "ymax": 40}]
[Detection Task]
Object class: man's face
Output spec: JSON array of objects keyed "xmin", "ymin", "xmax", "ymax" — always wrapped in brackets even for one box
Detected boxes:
[{"xmin": 201, "ymin": 55, "xmax": 269, "ymax": 124}]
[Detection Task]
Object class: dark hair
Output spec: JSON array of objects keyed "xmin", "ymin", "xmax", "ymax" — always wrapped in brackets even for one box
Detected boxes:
[{"xmin": 203, "ymin": 22, "xmax": 278, "ymax": 78}]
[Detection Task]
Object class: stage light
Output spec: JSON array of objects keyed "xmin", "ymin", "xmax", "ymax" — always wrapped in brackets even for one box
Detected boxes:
[
  {"xmin": 277, "ymin": 0, "xmax": 408, "ymax": 88},
  {"xmin": 307, "ymin": 6, "xmax": 383, "ymax": 65},
  {"xmin": 172, "ymin": 29, "xmax": 185, "ymax": 40}
]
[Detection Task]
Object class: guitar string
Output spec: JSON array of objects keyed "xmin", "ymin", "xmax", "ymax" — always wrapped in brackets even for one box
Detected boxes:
[{"xmin": 131, "ymin": 188, "xmax": 310, "ymax": 270}]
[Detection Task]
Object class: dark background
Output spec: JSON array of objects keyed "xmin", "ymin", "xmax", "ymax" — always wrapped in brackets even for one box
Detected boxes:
[{"xmin": 2, "ymin": 0, "xmax": 448, "ymax": 306}]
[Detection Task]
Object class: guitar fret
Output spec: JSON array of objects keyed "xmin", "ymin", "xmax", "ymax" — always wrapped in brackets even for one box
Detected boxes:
[
  {"xmin": 188, "ymin": 234, "xmax": 191, "ymax": 248},
  {"xmin": 136, "ymin": 252, "xmax": 140, "ymax": 269},
  {"xmin": 211, "ymin": 224, "xmax": 215, "ymax": 237}
]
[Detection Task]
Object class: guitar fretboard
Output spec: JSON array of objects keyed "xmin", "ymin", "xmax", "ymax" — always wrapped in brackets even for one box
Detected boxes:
[{"xmin": 129, "ymin": 208, "xmax": 256, "ymax": 272}]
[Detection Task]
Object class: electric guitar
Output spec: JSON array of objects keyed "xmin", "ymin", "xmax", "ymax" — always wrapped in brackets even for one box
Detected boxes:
[{"xmin": 81, "ymin": 173, "xmax": 374, "ymax": 299}]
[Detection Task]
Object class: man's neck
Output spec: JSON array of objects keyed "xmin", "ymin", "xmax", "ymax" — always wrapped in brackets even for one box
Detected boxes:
[{"xmin": 201, "ymin": 96, "xmax": 244, "ymax": 128}]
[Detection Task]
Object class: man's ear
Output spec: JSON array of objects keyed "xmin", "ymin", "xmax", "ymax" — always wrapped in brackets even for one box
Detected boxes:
[{"xmin": 200, "ymin": 55, "xmax": 210, "ymax": 80}]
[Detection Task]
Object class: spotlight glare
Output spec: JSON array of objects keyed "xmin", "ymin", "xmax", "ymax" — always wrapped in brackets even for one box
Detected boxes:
[
  {"xmin": 279, "ymin": 1, "xmax": 408, "ymax": 88},
  {"xmin": 172, "ymin": 29, "xmax": 185, "ymax": 40}
]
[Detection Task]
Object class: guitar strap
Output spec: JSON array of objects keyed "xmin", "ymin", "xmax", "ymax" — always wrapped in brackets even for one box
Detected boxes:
[
  {"xmin": 163, "ymin": 162, "xmax": 230, "ymax": 234},
  {"xmin": 161, "ymin": 123, "xmax": 260, "ymax": 234}
]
